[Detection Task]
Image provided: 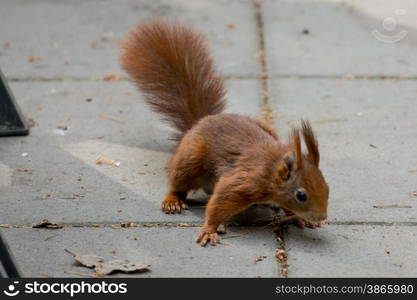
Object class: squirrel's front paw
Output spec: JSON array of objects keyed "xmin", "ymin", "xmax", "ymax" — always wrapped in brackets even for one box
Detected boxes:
[
  {"xmin": 161, "ymin": 194, "xmax": 188, "ymax": 214},
  {"xmin": 196, "ymin": 231, "xmax": 221, "ymax": 247}
]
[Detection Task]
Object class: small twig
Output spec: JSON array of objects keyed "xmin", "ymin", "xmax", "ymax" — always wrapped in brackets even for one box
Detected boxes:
[
  {"xmin": 97, "ymin": 113, "xmax": 125, "ymax": 124},
  {"xmin": 222, "ymin": 232, "xmax": 249, "ymax": 240},
  {"xmin": 44, "ymin": 234, "xmax": 59, "ymax": 241}
]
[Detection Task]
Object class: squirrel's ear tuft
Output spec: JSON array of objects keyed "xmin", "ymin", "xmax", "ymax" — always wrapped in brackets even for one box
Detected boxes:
[
  {"xmin": 290, "ymin": 127, "xmax": 302, "ymax": 169},
  {"xmin": 277, "ymin": 152, "xmax": 295, "ymax": 181},
  {"xmin": 301, "ymin": 120, "xmax": 320, "ymax": 167}
]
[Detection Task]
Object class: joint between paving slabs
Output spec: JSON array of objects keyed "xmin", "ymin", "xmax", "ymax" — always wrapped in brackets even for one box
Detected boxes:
[
  {"xmin": 0, "ymin": 222, "xmax": 203, "ymax": 229},
  {"xmin": 254, "ymin": 0, "xmax": 287, "ymax": 277},
  {"xmin": 5, "ymin": 75, "xmax": 260, "ymax": 83}
]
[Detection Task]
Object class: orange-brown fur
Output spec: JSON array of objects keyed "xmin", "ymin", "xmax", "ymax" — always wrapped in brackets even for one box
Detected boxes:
[{"xmin": 120, "ymin": 20, "xmax": 329, "ymax": 246}]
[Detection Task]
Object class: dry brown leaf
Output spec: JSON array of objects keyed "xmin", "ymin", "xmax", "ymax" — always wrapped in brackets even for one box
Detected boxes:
[
  {"xmin": 65, "ymin": 249, "xmax": 104, "ymax": 267},
  {"xmin": 32, "ymin": 219, "xmax": 63, "ymax": 229},
  {"xmin": 95, "ymin": 260, "xmax": 149, "ymax": 275},
  {"xmin": 103, "ymin": 73, "xmax": 122, "ymax": 81},
  {"xmin": 95, "ymin": 156, "xmax": 120, "ymax": 167},
  {"xmin": 65, "ymin": 249, "xmax": 150, "ymax": 275}
]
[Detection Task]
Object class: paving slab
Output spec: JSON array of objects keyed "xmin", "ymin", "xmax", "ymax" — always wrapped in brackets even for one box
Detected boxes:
[
  {"xmin": 269, "ymin": 78, "xmax": 417, "ymax": 223},
  {"xmin": 1, "ymin": 226, "xmax": 278, "ymax": 277},
  {"xmin": 0, "ymin": 79, "xmax": 267, "ymax": 225},
  {"xmin": 0, "ymin": 0, "xmax": 259, "ymax": 78},
  {"xmin": 264, "ymin": 0, "xmax": 417, "ymax": 76},
  {"xmin": 285, "ymin": 224, "xmax": 417, "ymax": 277}
]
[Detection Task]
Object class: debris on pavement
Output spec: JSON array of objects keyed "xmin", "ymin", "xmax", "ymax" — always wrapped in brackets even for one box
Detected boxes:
[
  {"xmin": 16, "ymin": 168, "xmax": 31, "ymax": 174},
  {"xmin": 97, "ymin": 113, "xmax": 125, "ymax": 124},
  {"xmin": 27, "ymin": 55, "xmax": 41, "ymax": 62},
  {"xmin": 120, "ymin": 222, "xmax": 134, "ymax": 228},
  {"xmin": 103, "ymin": 72, "xmax": 122, "ymax": 81},
  {"xmin": 95, "ymin": 156, "xmax": 121, "ymax": 167},
  {"xmin": 56, "ymin": 125, "xmax": 68, "ymax": 130},
  {"xmin": 44, "ymin": 234, "xmax": 59, "ymax": 241},
  {"xmin": 373, "ymin": 204, "xmax": 412, "ymax": 208},
  {"xmin": 64, "ymin": 249, "xmax": 150, "ymax": 276},
  {"xmin": 254, "ymin": 255, "xmax": 267, "ymax": 264},
  {"xmin": 408, "ymin": 191, "xmax": 417, "ymax": 198},
  {"xmin": 32, "ymin": 220, "xmax": 63, "ymax": 229},
  {"xmin": 275, "ymin": 249, "xmax": 286, "ymax": 263}
]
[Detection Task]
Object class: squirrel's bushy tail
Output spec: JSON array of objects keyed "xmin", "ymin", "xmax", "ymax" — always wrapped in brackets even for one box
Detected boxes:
[{"xmin": 120, "ymin": 19, "xmax": 226, "ymax": 140}]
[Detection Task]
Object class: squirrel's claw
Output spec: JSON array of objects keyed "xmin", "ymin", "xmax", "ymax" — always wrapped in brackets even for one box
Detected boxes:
[
  {"xmin": 161, "ymin": 200, "xmax": 188, "ymax": 214},
  {"xmin": 196, "ymin": 232, "xmax": 221, "ymax": 247}
]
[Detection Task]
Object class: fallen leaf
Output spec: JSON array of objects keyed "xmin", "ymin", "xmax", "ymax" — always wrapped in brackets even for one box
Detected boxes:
[
  {"xmin": 373, "ymin": 204, "xmax": 412, "ymax": 208},
  {"xmin": 95, "ymin": 156, "xmax": 121, "ymax": 167},
  {"xmin": 32, "ymin": 220, "xmax": 63, "ymax": 229},
  {"xmin": 27, "ymin": 56, "xmax": 42, "ymax": 63},
  {"xmin": 103, "ymin": 73, "xmax": 122, "ymax": 81},
  {"xmin": 65, "ymin": 249, "xmax": 150, "ymax": 275},
  {"xmin": 65, "ymin": 249, "xmax": 105, "ymax": 267},
  {"xmin": 95, "ymin": 260, "xmax": 149, "ymax": 276}
]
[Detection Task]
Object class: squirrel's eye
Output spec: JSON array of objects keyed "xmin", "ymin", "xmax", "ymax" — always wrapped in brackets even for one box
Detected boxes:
[{"xmin": 295, "ymin": 189, "xmax": 307, "ymax": 202}]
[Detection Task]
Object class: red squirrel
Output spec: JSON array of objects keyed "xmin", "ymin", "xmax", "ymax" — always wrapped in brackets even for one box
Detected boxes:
[{"xmin": 120, "ymin": 20, "xmax": 329, "ymax": 246}]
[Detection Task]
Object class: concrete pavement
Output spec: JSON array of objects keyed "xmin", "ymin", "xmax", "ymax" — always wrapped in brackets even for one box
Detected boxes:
[{"xmin": 1, "ymin": 0, "xmax": 416, "ymax": 277}]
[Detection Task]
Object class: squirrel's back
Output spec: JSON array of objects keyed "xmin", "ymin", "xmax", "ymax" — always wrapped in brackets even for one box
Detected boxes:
[{"xmin": 120, "ymin": 19, "xmax": 226, "ymax": 140}]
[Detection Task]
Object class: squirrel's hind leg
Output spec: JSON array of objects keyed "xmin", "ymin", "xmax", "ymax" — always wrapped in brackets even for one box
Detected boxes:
[{"xmin": 162, "ymin": 133, "xmax": 207, "ymax": 214}]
